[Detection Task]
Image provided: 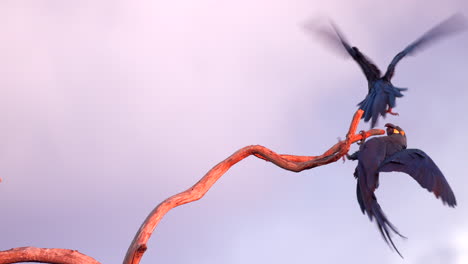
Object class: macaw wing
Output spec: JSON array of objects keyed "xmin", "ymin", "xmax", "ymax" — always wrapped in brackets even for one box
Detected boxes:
[
  {"xmin": 358, "ymin": 138, "xmax": 387, "ymax": 190},
  {"xmin": 384, "ymin": 13, "xmax": 466, "ymax": 80},
  {"xmin": 307, "ymin": 19, "xmax": 381, "ymax": 81},
  {"xmin": 379, "ymin": 149, "xmax": 457, "ymax": 207}
]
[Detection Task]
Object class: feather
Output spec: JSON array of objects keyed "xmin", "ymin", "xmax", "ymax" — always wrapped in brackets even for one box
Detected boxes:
[{"xmin": 379, "ymin": 149, "xmax": 457, "ymax": 206}]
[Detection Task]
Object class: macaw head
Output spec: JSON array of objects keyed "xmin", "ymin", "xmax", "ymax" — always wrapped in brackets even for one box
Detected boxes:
[{"xmin": 385, "ymin": 123, "xmax": 405, "ymax": 136}]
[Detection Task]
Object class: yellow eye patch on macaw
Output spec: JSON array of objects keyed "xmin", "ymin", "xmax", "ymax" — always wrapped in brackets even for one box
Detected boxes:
[{"xmin": 393, "ymin": 129, "xmax": 405, "ymax": 136}]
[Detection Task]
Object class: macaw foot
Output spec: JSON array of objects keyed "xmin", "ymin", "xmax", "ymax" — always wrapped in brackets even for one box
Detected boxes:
[
  {"xmin": 357, "ymin": 130, "xmax": 367, "ymax": 145},
  {"xmin": 347, "ymin": 150, "xmax": 359, "ymax": 161},
  {"xmin": 386, "ymin": 107, "xmax": 399, "ymax": 116},
  {"xmin": 344, "ymin": 153, "xmax": 352, "ymax": 163},
  {"xmin": 336, "ymin": 137, "xmax": 347, "ymax": 163}
]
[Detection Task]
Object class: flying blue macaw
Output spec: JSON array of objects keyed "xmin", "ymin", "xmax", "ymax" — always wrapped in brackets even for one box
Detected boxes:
[{"xmin": 309, "ymin": 13, "xmax": 466, "ymax": 127}]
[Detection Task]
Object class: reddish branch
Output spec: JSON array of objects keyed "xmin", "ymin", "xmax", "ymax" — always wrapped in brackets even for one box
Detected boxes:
[
  {"xmin": 0, "ymin": 109, "xmax": 384, "ymax": 264},
  {"xmin": 123, "ymin": 109, "xmax": 383, "ymax": 264},
  {"xmin": 0, "ymin": 247, "xmax": 101, "ymax": 264}
]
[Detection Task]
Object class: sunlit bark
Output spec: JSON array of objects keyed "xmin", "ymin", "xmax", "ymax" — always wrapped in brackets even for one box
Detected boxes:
[{"xmin": 0, "ymin": 110, "xmax": 384, "ymax": 264}]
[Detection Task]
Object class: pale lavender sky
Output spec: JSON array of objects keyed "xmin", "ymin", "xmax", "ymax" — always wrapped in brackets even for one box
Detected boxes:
[{"xmin": 1, "ymin": 1, "xmax": 468, "ymax": 264}]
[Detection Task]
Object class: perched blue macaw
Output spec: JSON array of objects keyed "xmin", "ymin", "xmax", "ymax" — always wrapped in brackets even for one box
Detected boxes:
[{"xmin": 348, "ymin": 124, "xmax": 456, "ymax": 256}]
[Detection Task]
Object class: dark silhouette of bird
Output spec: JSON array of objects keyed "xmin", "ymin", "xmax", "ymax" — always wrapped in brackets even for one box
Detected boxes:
[
  {"xmin": 347, "ymin": 123, "xmax": 456, "ymax": 257},
  {"xmin": 307, "ymin": 14, "xmax": 466, "ymax": 127}
]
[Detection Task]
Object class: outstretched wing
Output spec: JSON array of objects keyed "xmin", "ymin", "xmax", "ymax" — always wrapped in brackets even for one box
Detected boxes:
[
  {"xmin": 306, "ymin": 19, "xmax": 381, "ymax": 82},
  {"xmin": 379, "ymin": 149, "xmax": 457, "ymax": 206},
  {"xmin": 383, "ymin": 13, "xmax": 467, "ymax": 81}
]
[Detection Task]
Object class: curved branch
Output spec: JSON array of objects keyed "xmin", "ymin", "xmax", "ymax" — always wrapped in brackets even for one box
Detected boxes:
[
  {"xmin": 0, "ymin": 110, "xmax": 381, "ymax": 264},
  {"xmin": 0, "ymin": 247, "xmax": 101, "ymax": 264},
  {"xmin": 123, "ymin": 109, "xmax": 384, "ymax": 264}
]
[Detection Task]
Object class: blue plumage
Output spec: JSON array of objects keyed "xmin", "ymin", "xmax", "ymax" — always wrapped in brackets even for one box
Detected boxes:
[
  {"xmin": 349, "ymin": 124, "xmax": 456, "ymax": 257},
  {"xmin": 309, "ymin": 13, "xmax": 466, "ymax": 127}
]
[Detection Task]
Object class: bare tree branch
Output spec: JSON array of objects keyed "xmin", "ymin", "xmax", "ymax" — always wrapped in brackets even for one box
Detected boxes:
[
  {"xmin": 123, "ymin": 109, "xmax": 384, "ymax": 264},
  {"xmin": 0, "ymin": 110, "xmax": 384, "ymax": 264},
  {"xmin": 0, "ymin": 247, "xmax": 101, "ymax": 264}
]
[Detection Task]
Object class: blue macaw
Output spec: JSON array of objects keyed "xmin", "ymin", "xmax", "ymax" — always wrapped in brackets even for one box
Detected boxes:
[{"xmin": 310, "ymin": 14, "xmax": 466, "ymax": 127}]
